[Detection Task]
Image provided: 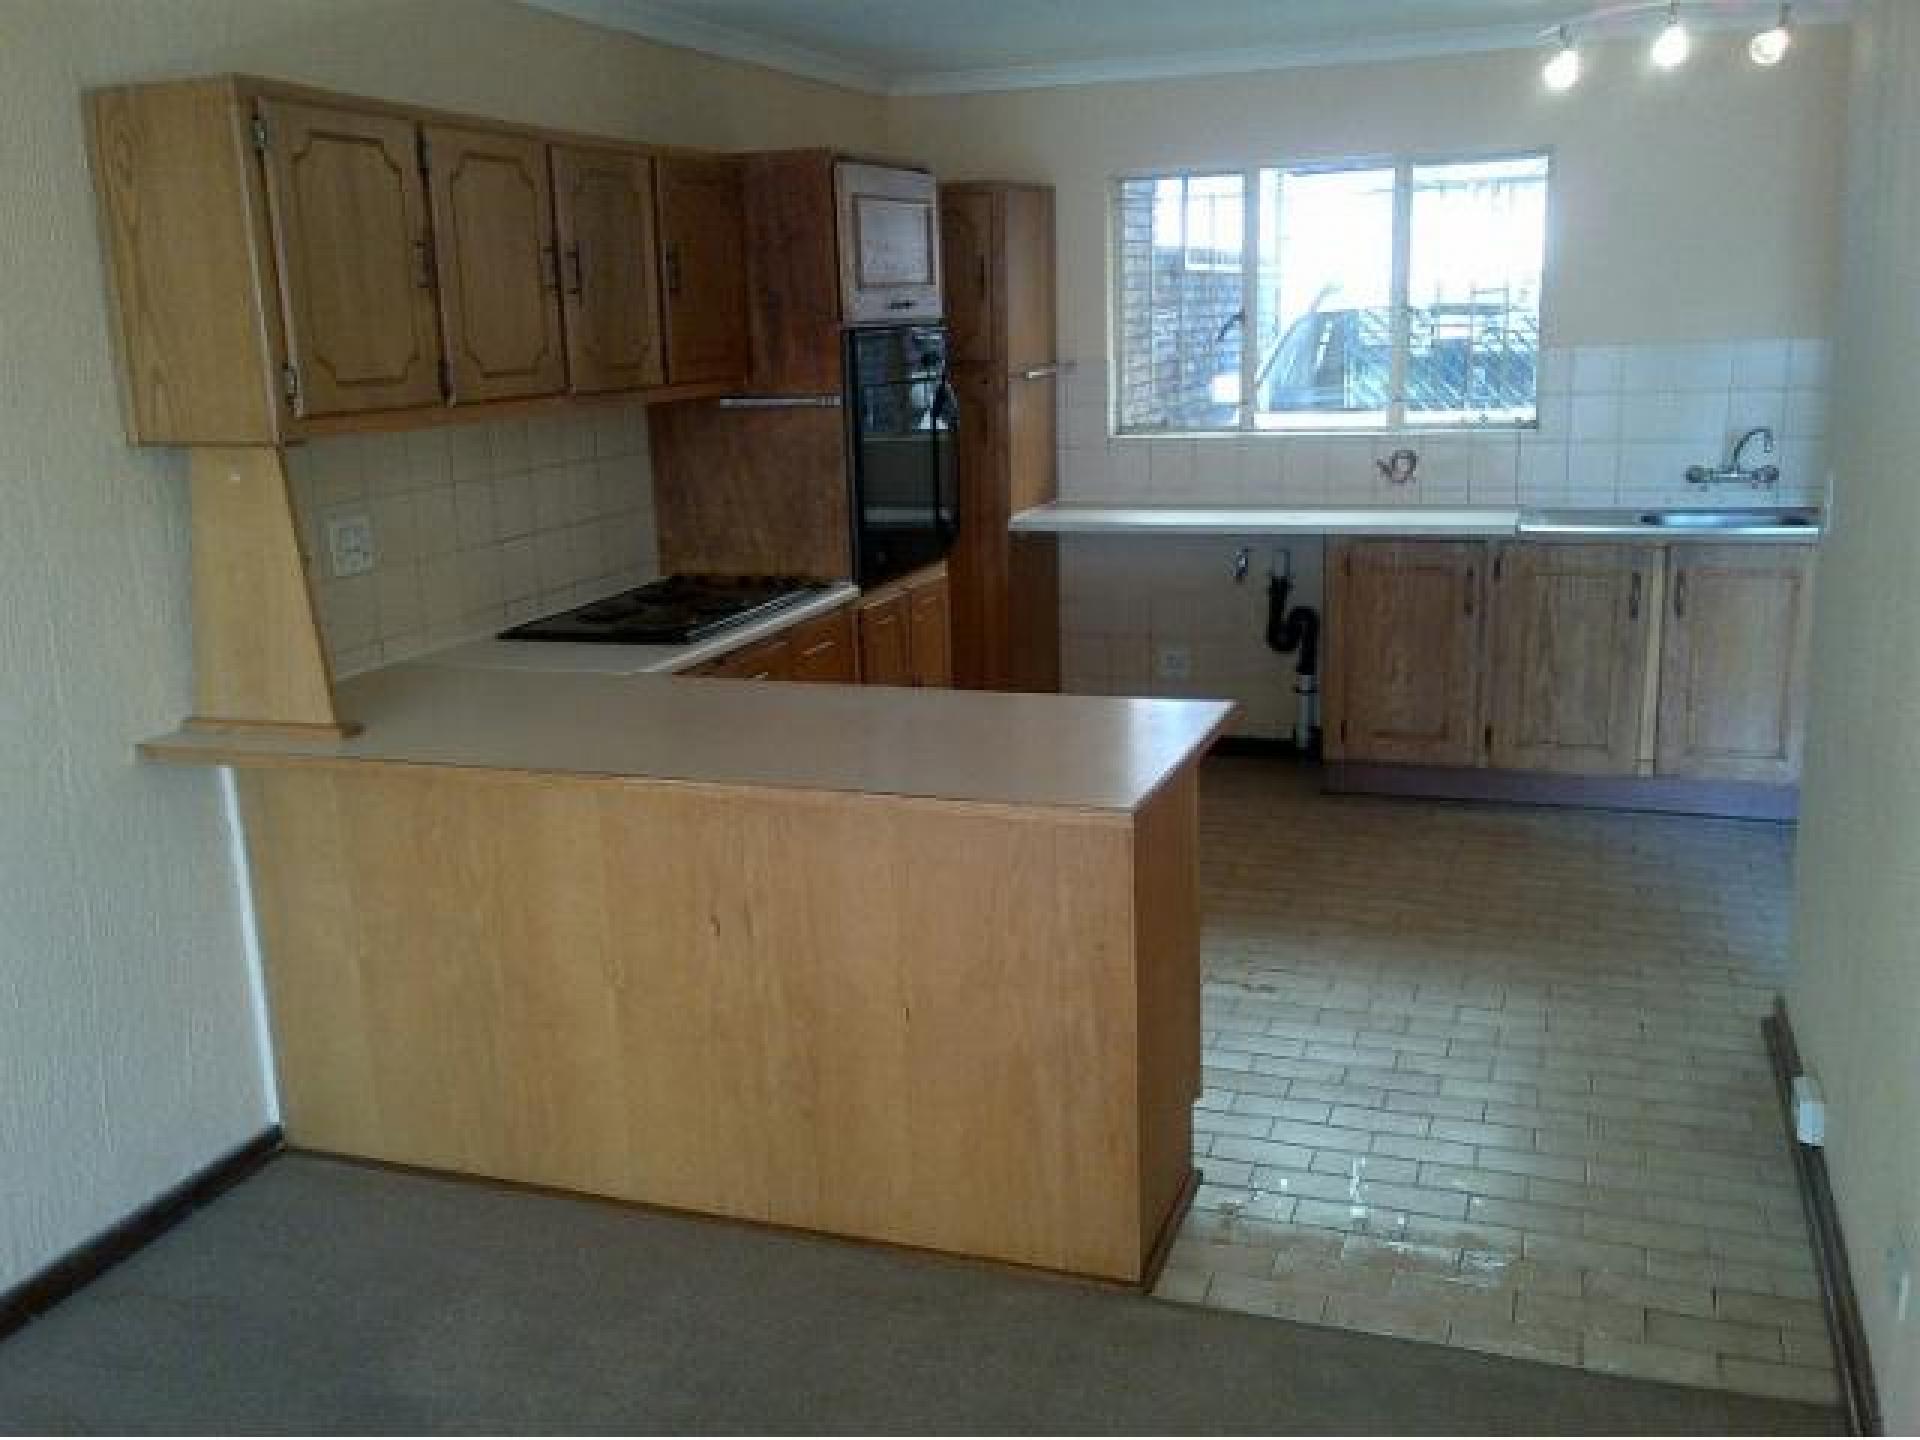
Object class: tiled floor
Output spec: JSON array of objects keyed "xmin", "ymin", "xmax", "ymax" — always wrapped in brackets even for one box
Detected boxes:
[{"xmin": 1153, "ymin": 757, "xmax": 1836, "ymax": 1406}]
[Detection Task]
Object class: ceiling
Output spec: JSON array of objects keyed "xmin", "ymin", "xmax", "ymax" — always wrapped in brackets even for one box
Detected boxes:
[{"xmin": 524, "ymin": 0, "xmax": 1851, "ymax": 94}]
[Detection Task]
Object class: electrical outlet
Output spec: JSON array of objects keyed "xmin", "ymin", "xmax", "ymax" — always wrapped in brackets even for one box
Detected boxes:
[
  {"xmin": 1155, "ymin": 645, "xmax": 1193, "ymax": 682},
  {"xmin": 326, "ymin": 513, "xmax": 376, "ymax": 578}
]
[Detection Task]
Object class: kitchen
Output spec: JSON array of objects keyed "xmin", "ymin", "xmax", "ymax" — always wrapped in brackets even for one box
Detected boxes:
[{"xmin": 1, "ymin": 0, "xmax": 1914, "ymax": 1433}]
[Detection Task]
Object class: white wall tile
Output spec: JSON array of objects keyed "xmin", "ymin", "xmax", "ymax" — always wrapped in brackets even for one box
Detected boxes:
[
  {"xmin": 1571, "ymin": 345, "xmax": 1624, "ymax": 394},
  {"xmin": 1785, "ymin": 388, "xmax": 1829, "ymax": 440},
  {"xmin": 1470, "ymin": 435, "xmax": 1520, "ymax": 504},
  {"xmin": 1190, "ymin": 438, "xmax": 1239, "ymax": 499},
  {"xmin": 1148, "ymin": 438, "xmax": 1195, "ymax": 496},
  {"xmin": 1570, "ymin": 393, "xmax": 1621, "ymax": 442},
  {"xmin": 1731, "ymin": 340, "xmax": 1791, "ymax": 390},
  {"xmin": 1518, "ymin": 437, "xmax": 1570, "ymax": 502},
  {"xmin": 1566, "ymin": 442, "xmax": 1621, "ymax": 505},
  {"xmin": 1787, "ymin": 338, "xmax": 1832, "ymax": 390}
]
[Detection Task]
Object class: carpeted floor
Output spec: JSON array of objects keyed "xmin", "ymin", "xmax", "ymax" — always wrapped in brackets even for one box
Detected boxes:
[{"xmin": 0, "ymin": 1155, "xmax": 1840, "ymax": 1434}]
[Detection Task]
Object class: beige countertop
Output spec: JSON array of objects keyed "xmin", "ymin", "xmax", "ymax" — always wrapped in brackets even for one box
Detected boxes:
[
  {"xmin": 414, "ymin": 582, "xmax": 861, "ymax": 677},
  {"xmin": 1011, "ymin": 502, "xmax": 1824, "ymax": 541},
  {"xmin": 141, "ymin": 664, "xmax": 1235, "ymax": 814}
]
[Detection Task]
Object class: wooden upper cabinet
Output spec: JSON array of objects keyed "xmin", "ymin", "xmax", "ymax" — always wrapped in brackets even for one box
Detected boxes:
[
  {"xmin": 1326, "ymin": 540, "xmax": 1487, "ymax": 767},
  {"xmin": 1489, "ymin": 543, "xmax": 1657, "ymax": 776},
  {"xmin": 743, "ymin": 151, "xmax": 842, "ymax": 394},
  {"xmin": 422, "ymin": 125, "xmax": 567, "ymax": 404},
  {"xmin": 655, "ymin": 156, "xmax": 749, "ymax": 386},
  {"xmin": 550, "ymin": 146, "xmax": 664, "ymax": 394},
  {"xmin": 907, "ymin": 571, "xmax": 952, "ymax": 688},
  {"xmin": 256, "ymin": 98, "xmax": 444, "ymax": 418},
  {"xmin": 939, "ymin": 187, "xmax": 996, "ymax": 371},
  {"xmin": 1657, "ymin": 544, "xmax": 1815, "ymax": 783},
  {"xmin": 836, "ymin": 161, "xmax": 942, "ymax": 325}
]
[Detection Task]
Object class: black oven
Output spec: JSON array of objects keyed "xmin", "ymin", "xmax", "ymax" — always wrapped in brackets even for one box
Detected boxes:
[{"xmin": 845, "ymin": 324, "xmax": 958, "ymax": 587}]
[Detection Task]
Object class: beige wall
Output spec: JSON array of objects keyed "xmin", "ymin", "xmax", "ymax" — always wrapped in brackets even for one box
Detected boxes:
[
  {"xmin": 886, "ymin": 29, "xmax": 1849, "ymax": 360},
  {"xmin": 1789, "ymin": 3, "xmax": 1920, "ymax": 1430},
  {"xmin": 0, "ymin": 0, "xmax": 878, "ymax": 1293}
]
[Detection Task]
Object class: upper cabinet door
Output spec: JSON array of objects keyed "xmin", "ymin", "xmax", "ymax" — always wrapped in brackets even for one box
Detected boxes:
[
  {"xmin": 836, "ymin": 162, "xmax": 942, "ymax": 325},
  {"xmin": 1000, "ymin": 185, "xmax": 1056, "ymax": 374},
  {"xmin": 939, "ymin": 188, "xmax": 996, "ymax": 371},
  {"xmin": 1489, "ymin": 542, "xmax": 1657, "ymax": 776},
  {"xmin": 1657, "ymin": 544, "xmax": 1815, "ymax": 783},
  {"xmin": 422, "ymin": 125, "xmax": 567, "ymax": 404},
  {"xmin": 1326, "ymin": 540, "xmax": 1488, "ymax": 767},
  {"xmin": 256, "ymin": 99, "xmax": 443, "ymax": 418},
  {"xmin": 551, "ymin": 146, "xmax": 664, "ymax": 394},
  {"xmin": 654, "ymin": 157, "xmax": 749, "ymax": 386}
]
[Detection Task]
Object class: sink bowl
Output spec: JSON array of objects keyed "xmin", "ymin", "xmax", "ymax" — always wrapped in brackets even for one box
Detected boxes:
[{"xmin": 1637, "ymin": 509, "xmax": 1819, "ymax": 530}]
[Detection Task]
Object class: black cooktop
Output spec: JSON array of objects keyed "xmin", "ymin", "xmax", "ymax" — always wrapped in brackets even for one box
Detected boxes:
[{"xmin": 499, "ymin": 574, "xmax": 829, "ymax": 645}]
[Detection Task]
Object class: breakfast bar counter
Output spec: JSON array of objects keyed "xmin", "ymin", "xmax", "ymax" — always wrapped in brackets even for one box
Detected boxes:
[{"xmin": 141, "ymin": 670, "xmax": 1231, "ymax": 1284}]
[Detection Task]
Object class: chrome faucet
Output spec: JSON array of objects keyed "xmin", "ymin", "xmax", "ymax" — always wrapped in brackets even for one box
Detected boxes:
[{"xmin": 1688, "ymin": 426, "xmax": 1780, "ymax": 488}]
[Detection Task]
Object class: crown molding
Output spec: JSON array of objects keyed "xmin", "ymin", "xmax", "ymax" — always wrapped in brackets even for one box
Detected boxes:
[
  {"xmin": 520, "ymin": 0, "xmax": 1853, "ymax": 100},
  {"xmin": 520, "ymin": 0, "xmax": 888, "ymax": 94}
]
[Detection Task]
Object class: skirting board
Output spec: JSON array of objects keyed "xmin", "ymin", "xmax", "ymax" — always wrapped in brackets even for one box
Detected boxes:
[
  {"xmin": 1764, "ymin": 1001, "xmax": 1882, "ymax": 1435},
  {"xmin": 0, "ymin": 1127, "xmax": 283, "ymax": 1342},
  {"xmin": 1326, "ymin": 762, "xmax": 1799, "ymax": 820}
]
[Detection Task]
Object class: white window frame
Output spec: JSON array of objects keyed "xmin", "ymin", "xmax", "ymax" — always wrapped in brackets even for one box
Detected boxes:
[{"xmin": 1110, "ymin": 150, "xmax": 1551, "ymax": 437}]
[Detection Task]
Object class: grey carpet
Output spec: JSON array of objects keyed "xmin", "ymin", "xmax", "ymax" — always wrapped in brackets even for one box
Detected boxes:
[{"xmin": 0, "ymin": 1155, "xmax": 1841, "ymax": 1435}]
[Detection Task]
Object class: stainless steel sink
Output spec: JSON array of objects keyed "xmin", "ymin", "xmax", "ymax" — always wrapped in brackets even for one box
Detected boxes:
[
  {"xmin": 1517, "ymin": 507, "xmax": 1824, "ymax": 538},
  {"xmin": 1637, "ymin": 509, "xmax": 1819, "ymax": 530}
]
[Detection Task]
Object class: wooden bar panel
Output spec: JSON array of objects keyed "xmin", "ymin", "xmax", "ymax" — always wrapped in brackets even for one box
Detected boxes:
[{"xmin": 238, "ymin": 764, "xmax": 1196, "ymax": 1281}]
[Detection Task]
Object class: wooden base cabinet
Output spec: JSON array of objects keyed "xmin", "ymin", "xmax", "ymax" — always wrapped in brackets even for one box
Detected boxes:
[
  {"xmin": 1325, "ymin": 541, "xmax": 1487, "ymax": 767},
  {"xmin": 857, "ymin": 565, "xmax": 951, "ymax": 688},
  {"xmin": 1656, "ymin": 545, "xmax": 1815, "ymax": 783},
  {"xmin": 1327, "ymin": 539, "xmax": 1816, "ymax": 797},
  {"xmin": 1489, "ymin": 543, "xmax": 1657, "ymax": 776}
]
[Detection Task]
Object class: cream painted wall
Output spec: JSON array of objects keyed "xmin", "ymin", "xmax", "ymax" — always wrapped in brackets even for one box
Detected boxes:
[
  {"xmin": 0, "ymin": 0, "xmax": 880, "ymax": 1294},
  {"xmin": 887, "ymin": 29, "xmax": 1849, "ymax": 359},
  {"xmin": 1788, "ymin": 3, "xmax": 1920, "ymax": 1429}
]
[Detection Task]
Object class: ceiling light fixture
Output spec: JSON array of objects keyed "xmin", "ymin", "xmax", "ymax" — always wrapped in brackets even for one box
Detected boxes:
[
  {"xmin": 1543, "ymin": 25, "xmax": 1583, "ymax": 90},
  {"xmin": 1749, "ymin": 4, "xmax": 1793, "ymax": 65},
  {"xmin": 1650, "ymin": 3, "xmax": 1691, "ymax": 68}
]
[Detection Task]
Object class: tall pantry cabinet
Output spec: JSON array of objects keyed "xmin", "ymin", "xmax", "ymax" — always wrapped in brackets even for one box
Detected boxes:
[{"xmin": 939, "ymin": 182, "xmax": 1060, "ymax": 692}]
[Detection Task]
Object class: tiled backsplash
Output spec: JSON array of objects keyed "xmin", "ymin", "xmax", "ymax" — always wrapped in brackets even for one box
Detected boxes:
[
  {"xmin": 287, "ymin": 405, "xmax": 659, "ymax": 676},
  {"xmin": 1057, "ymin": 338, "xmax": 1831, "ymax": 511}
]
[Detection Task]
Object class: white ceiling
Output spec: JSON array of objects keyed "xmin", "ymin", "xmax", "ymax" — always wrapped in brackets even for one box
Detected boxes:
[{"xmin": 524, "ymin": 0, "xmax": 1851, "ymax": 94}]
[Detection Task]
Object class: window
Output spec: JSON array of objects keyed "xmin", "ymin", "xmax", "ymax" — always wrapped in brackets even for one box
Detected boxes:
[{"xmin": 1113, "ymin": 154, "xmax": 1548, "ymax": 434}]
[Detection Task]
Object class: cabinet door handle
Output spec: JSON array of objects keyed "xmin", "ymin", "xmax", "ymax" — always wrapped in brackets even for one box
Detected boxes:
[
  {"xmin": 1629, "ymin": 570, "xmax": 1643, "ymax": 620},
  {"xmin": 541, "ymin": 243, "xmax": 560, "ymax": 294},
  {"xmin": 1464, "ymin": 567, "xmax": 1476, "ymax": 617},
  {"xmin": 1018, "ymin": 364, "xmax": 1059, "ymax": 381},
  {"xmin": 413, "ymin": 237, "xmax": 435, "ymax": 290},
  {"xmin": 664, "ymin": 246, "xmax": 682, "ymax": 297},
  {"xmin": 1674, "ymin": 570, "xmax": 1688, "ymax": 619},
  {"xmin": 564, "ymin": 245, "xmax": 584, "ymax": 297}
]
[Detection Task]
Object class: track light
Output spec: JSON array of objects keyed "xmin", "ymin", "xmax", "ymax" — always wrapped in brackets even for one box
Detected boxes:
[
  {"xmin": 1750, "ymin": 4, "xmax": 1792, "ymax": 65},
  {"xmin": 1543, "ymin": 26, "xmax": 1582, "ymax": 91},
  {"xmin": 1650, "ymin": 3, "xmax": 1690, "ymax": 68}
]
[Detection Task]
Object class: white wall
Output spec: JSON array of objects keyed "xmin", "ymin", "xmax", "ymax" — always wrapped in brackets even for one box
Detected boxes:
[
  {"xmin": 1788, "ymin": 2, "xmax": 1920, "ymax": 1428},
  {"xmin": 0, "ymin": 0, "xmax": 880, "ymax": 1294},
  {"xmin": 889, "ymin": 31, "xmax": 1850, "ymax": 735}
]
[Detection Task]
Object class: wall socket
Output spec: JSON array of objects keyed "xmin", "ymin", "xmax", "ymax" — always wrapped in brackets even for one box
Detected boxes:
[
  {"xmin": 1155, "ymin": 645, "xmax": 1193, "ymax": 682},
  {"xmin": 326, "ymin": 513, "xmax": 376, "ymax": 578}
]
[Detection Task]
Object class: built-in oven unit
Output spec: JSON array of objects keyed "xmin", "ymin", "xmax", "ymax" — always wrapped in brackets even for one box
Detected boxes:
[{"xmin": 845, "ymin": 324, "xmax": 958, "ymax": 588}]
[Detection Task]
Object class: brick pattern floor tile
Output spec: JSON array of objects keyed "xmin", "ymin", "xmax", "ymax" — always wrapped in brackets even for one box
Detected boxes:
[{"xmin": 1148, "ymin": 759, "xmax": 1836, "ymax": 1406}]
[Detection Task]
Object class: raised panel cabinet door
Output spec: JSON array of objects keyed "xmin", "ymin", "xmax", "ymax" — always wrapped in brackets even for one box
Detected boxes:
[
  {"xmin": 908, "ymin": 573, "xmax": 953, "ymax": 688},
  {"xmin": 1657, "ymin": 544, "xmax": 1815, "ymax": 783},
  {"xmin": 1326, "ymin": 540, "xmax": 1487, "ymax": 767},
  {"xmin": 1489, "ymin": 543, "xmax": 1657, "ymax": 776},
  {"xmin": 857, "ymin": 592, "xmax": 913, "ymax": 687},
  {"xmin": 938, "ymin": 187, "xmax": 997, "ymax": 370},
  {"xmin": 655, "ymin": 157, "xmax": 749, "ymax": 385},
  {"xmin": 551, "ymin": 146, "xmax": 664, "ymax": 394},
  {"xmin": 255, "ymin": 99, "xmax": 443, "ymax": 417},
  {"xmin": 423, "ymin": 125, "xmax": 567, "ymax": 403},
  {"xmin": 788, "ymin": 607, "xmax": 858, "ymax": 683}
]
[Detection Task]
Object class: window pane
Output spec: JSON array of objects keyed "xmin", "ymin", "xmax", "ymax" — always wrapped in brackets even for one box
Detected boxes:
[
  {"xmin": 1114, "ymin": 173, "xmax": 1245, "ymax": 432},
  {"xmin": 1252, "ymin": 166, "xmax": 1395, "ymax": 430},
  {"xmin": 1405, "ymin": 156, "xmax": 1547, "ymax": 426}
]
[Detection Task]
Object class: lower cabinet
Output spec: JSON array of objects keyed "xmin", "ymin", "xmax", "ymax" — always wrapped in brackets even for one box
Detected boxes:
[
  {"xmin": 700, "ymin": 633, "xmax": 793, "ymax": 681},
  {"xmin": 1324, "ymin": 541, "xmax": 1486, "ymax": 766},
  {"xmin": 684, "ymin": 604, "xmax": 852, "ymax": 682},
  {"xmin": 856, "ymin": 563, "xmax": 952, "ymax": 688},
  {"xmin": 1326, "ymin": 538, "xmax": 1815, "ymax": 788},
  {"xmin": 1656, "ymin": 545, "xmax": 1815, "ymax": 782}
]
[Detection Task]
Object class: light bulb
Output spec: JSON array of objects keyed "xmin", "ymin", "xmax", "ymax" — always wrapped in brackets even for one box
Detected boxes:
[
  {"xmin": 1543, "ymin": 30, "xmax": 1582, "ymax": 91},
  {"xmin": 1650, "ymin": 17, "xmax": 1690, "ymax": 69},
  {"xmin": 1750, "ymin": 6, "xmax": 1792, "ymax": 65}
]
